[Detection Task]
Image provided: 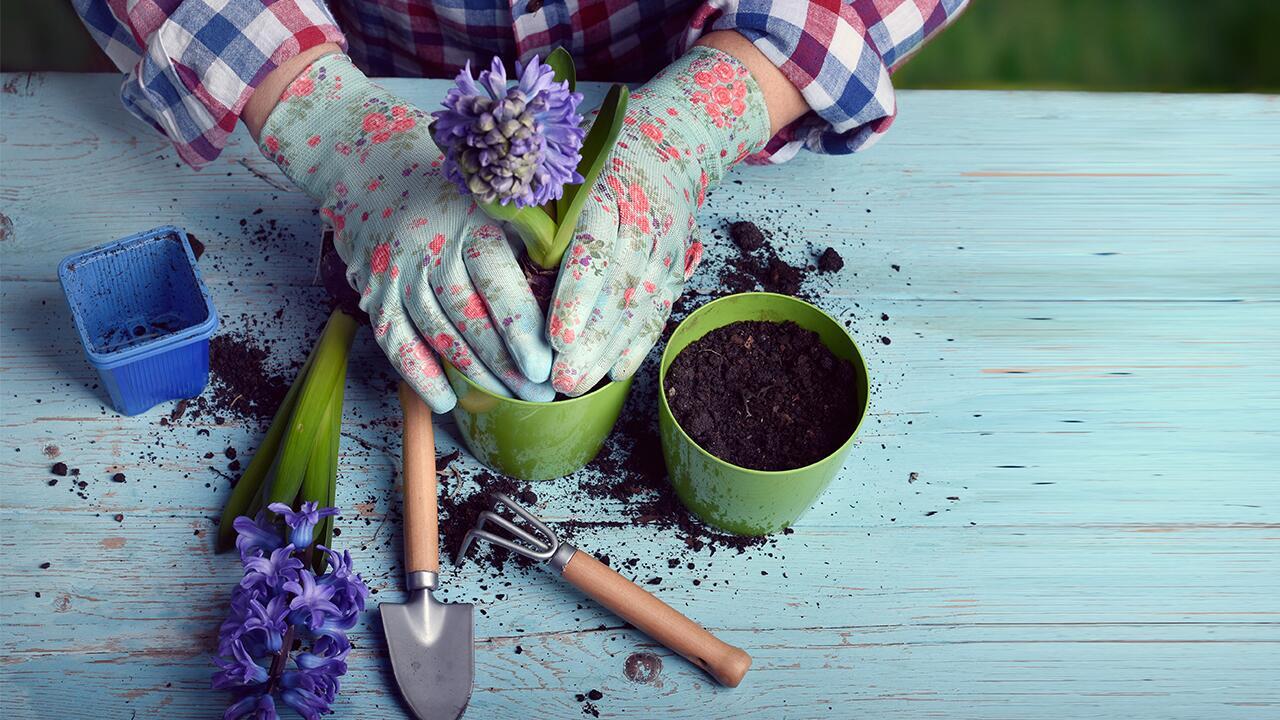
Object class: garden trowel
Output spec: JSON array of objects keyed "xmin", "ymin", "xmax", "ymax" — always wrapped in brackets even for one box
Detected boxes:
[{"xmin": 381, "ymin": 383, "xmax": 474, "ymax": 719}]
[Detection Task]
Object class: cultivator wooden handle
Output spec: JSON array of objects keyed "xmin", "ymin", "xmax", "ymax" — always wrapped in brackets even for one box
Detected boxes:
[
  {"xmin": 398, "ymin": 382, "xmax": 439, "ymax": 575},
  {"xmin": 560, "ymin": 549, "xmax": 752, "ymax": 687}
]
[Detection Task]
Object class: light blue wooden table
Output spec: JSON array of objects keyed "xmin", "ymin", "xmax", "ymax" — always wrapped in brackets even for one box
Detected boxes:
[{"xmin": 2, "ymin": 74, "xmax": 1278, "ymax": 719}]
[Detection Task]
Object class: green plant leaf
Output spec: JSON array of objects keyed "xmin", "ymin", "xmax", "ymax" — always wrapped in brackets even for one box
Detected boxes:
[
  {"xmin": 545, "ymin": 47, "xmax": 576, "ymax": 93},
  {"xmin": 299, "ymin": 379, "xmax": 341, "ymax": 513},
  {"xmin": 300, "ymin": 378, "xmax": 343, "ymax": 573},
  {"xmin": 215, "ymin": 335, "xmax": 322, "ymax": 552},
  {"xmin": 266, "ymin": 310, "xmax": 357, "ymax": 507},
  {"xmin": 551, "ymin": 83, "xmax": 630, "ymax": 268}
]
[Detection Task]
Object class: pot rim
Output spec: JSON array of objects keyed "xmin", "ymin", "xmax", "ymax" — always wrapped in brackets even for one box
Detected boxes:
[
  {"xmin": 659, "ymin": 292, "xmax": 871, "ymax": 476},
  {"xmin": 444, "ymin": 360, "xmax": 631, "ymax": 408}
]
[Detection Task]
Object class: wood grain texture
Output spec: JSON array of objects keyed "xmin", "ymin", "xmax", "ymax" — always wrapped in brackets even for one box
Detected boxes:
[
  {"xmin": 1, "ymin": 74, "xmax": 1278, "ymax": 719},
  {"xmin": 560, "ymin": 549, "xmax": 752, "ymax": 687},
  {"xmin": 398, "ymin": 382, "xmax": 439, "ymax": 575}
]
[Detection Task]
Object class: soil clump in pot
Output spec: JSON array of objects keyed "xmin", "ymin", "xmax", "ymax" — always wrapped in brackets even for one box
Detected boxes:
[{"xmin": 665, "ymin": 320, "xmax": 858, "ymax": 471}]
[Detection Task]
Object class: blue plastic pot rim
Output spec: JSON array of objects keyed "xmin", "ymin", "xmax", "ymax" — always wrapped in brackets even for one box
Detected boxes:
[{"xmin": 58, "ymin": 226, "xmax": 219, "ymax": 370}]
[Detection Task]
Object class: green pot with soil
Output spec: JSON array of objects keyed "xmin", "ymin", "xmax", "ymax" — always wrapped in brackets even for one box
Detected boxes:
[
  {"xmin": 446, "ymin": 362, "xmax": 633, "ymax": 481},
  {"xmin": 659, "ymin": 292, "xmax": 869, "ymax": 535}
]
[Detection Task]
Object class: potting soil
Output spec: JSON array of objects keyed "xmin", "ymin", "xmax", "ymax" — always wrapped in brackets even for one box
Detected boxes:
[{"xmin": 665, "ymin": 320, "xmax": 859, "ymax": 471}]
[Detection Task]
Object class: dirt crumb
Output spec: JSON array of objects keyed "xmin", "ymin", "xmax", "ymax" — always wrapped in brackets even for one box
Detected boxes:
[{"xmin": 817, "ymin": 247, "xmax": 844, "ymax": 273}]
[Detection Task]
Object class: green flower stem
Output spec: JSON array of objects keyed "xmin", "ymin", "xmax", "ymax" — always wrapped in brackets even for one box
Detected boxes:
[
  {"xmin": 480, "ymin": 202, "xmax": 561, "ymax": 269},
  {"xmin": 215, "ymin": 341, "xmax": 321, "ymax": 552},
  {"xmin": 267, "ymin": 310, "xmax": 357, "ymax": 506}
]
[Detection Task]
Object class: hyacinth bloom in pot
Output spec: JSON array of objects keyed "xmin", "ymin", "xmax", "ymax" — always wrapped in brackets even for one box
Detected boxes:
[
  {"xmin": 432, "ymin": 50, "xmax": 633, "ymax": 481},
  {"xmin": 212, "ymin": 502, "xmax": 370, "ymax": 719}
]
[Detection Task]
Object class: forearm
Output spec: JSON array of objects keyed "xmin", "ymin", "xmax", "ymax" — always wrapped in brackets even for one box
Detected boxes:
[
  {"xmin": 247, "ymin": 33, "xmax": 800, "ymax": 143},
  {"xmin": 695, "ymin": 31, "xmax": 806, "ymax": 138},
  {"xmin": 243, "ymin": 43, "xmax": 345, "ymax": 140}
]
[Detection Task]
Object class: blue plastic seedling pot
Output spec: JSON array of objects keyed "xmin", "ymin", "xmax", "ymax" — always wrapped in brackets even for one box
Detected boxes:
[{"xmin": 58, "ymin": 226, "xmax": 219, "ymax": 416}]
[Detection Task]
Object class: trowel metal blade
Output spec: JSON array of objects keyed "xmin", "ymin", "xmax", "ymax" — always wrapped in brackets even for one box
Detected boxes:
[{"xmin": 381, "ymin": 591, "xmax": 474, "ymax": 720}]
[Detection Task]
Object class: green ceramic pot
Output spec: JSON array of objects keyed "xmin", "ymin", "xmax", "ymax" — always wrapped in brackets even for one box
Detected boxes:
[
  {"xmin": 445, "ymin": 365, "xmax": 633, "ymax": 481},
  {"xmin": 658, "ymin": 292, "xmax": 870, "ymax": 536}
]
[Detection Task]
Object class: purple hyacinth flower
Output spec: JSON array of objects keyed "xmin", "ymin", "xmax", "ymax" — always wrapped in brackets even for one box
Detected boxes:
[
  {"xmin": 287, "ymin": 649, "xmax": 348, "ymax": 708},
  {"xmin": 218, "ymin": 588, "xmax": 257, "ymax": 657},
  {"xmin": 311, "ymin": 633, "xmax": 351, "ymax": 660},
  {"xmin": 212, "ymin": 638, "xmax": 270, "ymax": 689},
  {"xmin": 280, "ymin": 683, "xmax": 332, "ymax": 720},
  {"xmin": 312, "ymin": 608, "xmax": 360, "ymax": 641},
  {"xmin": 283, "ymin": 569, "xmax": 342, "ymax": 630},
  {"xmin": 297, "ymin": 647, "xmax": 349, "ymax": 673},
  {"xmin": 242, "ymin": 544, "xmax": 304, "ymax": 592},
  {"xmin": 432, "ymin": 54, "xmax": 585, "ymax": 207},
  {"xmin": 234, "ymin": 512, "xmax": 283, "ymax": 560},
  {"xmin": 223, "ymin": 692, "xmax": 277, "ymax": 720},
  {"xmin": 216, "ymin": 506, "xmax": 364, "ymax": 719},
  {"xmin": 318, "ymin": 545, "xmax": 371, "ymax": 615},
  {"xmin": 241, "ymin": 595, "xmax": 291, "ymax": 654},
  {"xmin": 268, "ymin": 501, "xmax": 339, "ymax": 549}
]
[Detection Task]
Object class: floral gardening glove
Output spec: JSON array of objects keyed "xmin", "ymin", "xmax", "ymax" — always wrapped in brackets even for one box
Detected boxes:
[
  {"xmin": 259, "ymin": 54, "xmax": 555, "ymax": 411},
  {"xmin": 547, "ymin": 47, "xmax": 770, "ymax": 395}
]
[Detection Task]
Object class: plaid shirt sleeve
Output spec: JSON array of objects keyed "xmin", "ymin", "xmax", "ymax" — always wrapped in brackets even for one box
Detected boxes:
[
  {"xmin": 72, "ymin": 0, "xmax": 346, "ymax": 167},
  {"xmin": 685, "ymin": 0, "xmax": 968, "ymax": 162}
]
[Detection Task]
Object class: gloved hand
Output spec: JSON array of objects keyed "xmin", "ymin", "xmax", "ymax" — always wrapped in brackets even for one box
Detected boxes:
[
  {"xmin": 546, "ymin": 47, "xmax": 771, "ymax": 394},
  {"xmin": 259, "ymin": 54, "xmax": 555, "ymax": 411}
]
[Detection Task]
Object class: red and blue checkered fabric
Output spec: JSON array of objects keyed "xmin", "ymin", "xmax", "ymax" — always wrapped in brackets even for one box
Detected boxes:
[{"xmin": 74, "ymin": 0, "xmax": 966, "ymax": 167}]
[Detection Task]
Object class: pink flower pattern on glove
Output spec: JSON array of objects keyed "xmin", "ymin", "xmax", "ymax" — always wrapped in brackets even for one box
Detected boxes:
[
  {"xmin": 545, "ymin": 47, "xmax": 769, "ymax": 396},
  {"xmin": 257, "ymin": 53, "xmax": 555, "ymax": 411}
]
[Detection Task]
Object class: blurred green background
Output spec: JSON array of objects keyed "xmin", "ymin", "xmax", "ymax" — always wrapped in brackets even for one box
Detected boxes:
[{"xmin": 3, "ymin": 0, "xmax": 1278, "ymax": 91}]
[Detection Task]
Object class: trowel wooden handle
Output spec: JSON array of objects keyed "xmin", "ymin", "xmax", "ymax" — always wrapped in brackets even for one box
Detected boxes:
[
  {"xmin": 560, "ymin": 550, "xmax": 751, "ymax": 687},
  {"xmin": 398, "ymin": 382, "xmax": 438, "ymax": 574}
]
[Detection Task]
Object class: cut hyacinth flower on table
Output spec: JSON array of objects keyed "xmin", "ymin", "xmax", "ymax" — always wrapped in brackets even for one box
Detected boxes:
[
  {"xmin": 431, "ymin": 48, "xmax": 629, "ymax": 271},
  {"xmin": 214, "ymin": 502, "xmax": 370, "ymax": 720}
]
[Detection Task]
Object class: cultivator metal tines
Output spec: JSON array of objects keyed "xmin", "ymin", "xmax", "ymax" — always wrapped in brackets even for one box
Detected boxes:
[{"xmin": 457, "ymin": 493, "xmax": 577, "ymax": 571}]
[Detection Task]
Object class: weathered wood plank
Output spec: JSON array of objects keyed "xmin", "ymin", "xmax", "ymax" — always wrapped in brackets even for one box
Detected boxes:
[
  {"xmin": 3, "ymin": 513, "xmax": 1277, "ymax": 718},
  {"xmin": 2, "ymin": 74, "xmax": 1278, "ymax": 718}
]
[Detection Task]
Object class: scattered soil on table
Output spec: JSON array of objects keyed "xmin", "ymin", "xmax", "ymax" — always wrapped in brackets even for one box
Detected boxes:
[
  {"xmin": 578, "ymin": 392, "xmax": 772, "ymax": 553},
  {"xmin": 438, "ymin": 470, "xmax": 542, "ymax": 572},
  {"xmin": 575, "ymin": 689, "xmax": 604, "ymax": 717},
  {"xmin": 728, "ymin": 221, "xmax": 765, "ymax": 252},
  {"xmin": 716, "ymin": 220, "xmax": 814, "ymax": 299},
  {"xmin": 202, "ymin": 333, "xmax": 293, "ymax": 424},
  {"xmin": 51, "ymin": 462, "xmax": 68, "ymax": 477},
  {"xmin": 665, "ymin": 320, "xmax": 859, "ymax": 471}
]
